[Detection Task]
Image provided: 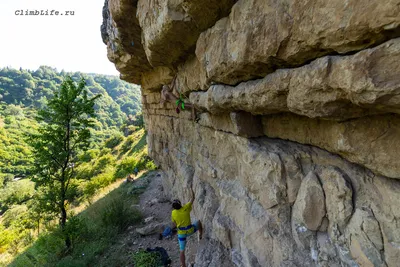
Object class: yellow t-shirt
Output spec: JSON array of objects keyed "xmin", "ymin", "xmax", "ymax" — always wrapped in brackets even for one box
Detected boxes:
[{"xmin": 171, "ymin": 202, "xmax": 194, "ymax": 235}]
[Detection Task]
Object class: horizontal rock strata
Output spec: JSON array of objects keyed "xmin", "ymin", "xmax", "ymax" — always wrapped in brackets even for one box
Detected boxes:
[
  {"xmin": 262, "ymin": 113, "xmax": 400, "ymax": 179},
  {"xmin": 190, "ymin": 38, "xmax": 400, "ymax": 120},
  {"xmin": 196, "ymin": 0, "xmax": 400, "ymax": 86}
]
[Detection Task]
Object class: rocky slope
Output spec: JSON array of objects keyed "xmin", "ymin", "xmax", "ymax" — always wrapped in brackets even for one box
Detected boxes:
[{"xmin": 102, "ymin": 0, "xmax": 400, "ymax": 266}]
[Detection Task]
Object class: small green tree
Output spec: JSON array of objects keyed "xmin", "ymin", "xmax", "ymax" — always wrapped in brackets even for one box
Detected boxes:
[{"xmin": 28, "ymin": 76, "xmax": 100, "ymax": 249}]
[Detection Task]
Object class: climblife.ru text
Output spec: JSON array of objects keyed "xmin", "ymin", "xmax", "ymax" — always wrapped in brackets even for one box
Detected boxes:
[{"xmin": 15, "ymin": 10, "xmax": 75, "ymax": 16}]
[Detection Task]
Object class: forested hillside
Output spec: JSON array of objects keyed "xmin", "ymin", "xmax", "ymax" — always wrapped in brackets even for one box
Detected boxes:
[
  {"xmin": 0, "ymin": 67, "xmax": 152, "ymax": 265},
  {"xmin": 0, "ymin": 66, "xmax": 141, "ymax": 127},
  {"xmin": 0, "ymin": 66, "xmax": 142, "ymax": 180}
]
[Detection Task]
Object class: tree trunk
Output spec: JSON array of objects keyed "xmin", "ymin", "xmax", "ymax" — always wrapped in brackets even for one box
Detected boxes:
[{"xmin": 60, "ymin": 203, "xmax": 71, "ymax": 249}]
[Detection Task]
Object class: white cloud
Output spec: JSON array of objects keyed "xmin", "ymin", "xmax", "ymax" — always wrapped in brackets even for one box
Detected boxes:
[{"xmin": 0, "ymin": 0, "xmax": 120, "ymax": 76}]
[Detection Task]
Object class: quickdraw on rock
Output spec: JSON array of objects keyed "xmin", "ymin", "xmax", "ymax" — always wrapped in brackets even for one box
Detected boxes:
[{"xmin": 175, "ymin": 94, "xmax": 185, "ymax": 114}]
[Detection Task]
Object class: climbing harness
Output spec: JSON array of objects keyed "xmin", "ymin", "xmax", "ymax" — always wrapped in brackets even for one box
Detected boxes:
[{"xmin": 178, "ymin": 224, "xmax": 194, "ymax": 231}]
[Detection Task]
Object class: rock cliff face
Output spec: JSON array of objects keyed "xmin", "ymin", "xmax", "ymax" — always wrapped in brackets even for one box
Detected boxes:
[{"xmin": 102, "ymin": 0, "xmax": 400, "ymax": 266}]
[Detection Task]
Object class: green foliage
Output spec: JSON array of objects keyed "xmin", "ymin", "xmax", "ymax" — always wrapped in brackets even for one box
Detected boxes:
[
  {"xmin": 145, "ymin": 161, "xmax": 157, "ymax": 171},
  {"xmin": 104, "ymin": 133, "xmax": 124, "ymax": 149},
  {"xmin": 83, "ymin": 166, "xmax": 116, "ymax": 199},
  {"xmin": 64, "ymin": 216, "xmax": 89, "ymax": 247},
  {"xmin": 114, "ymin": 128, "xmax": 155, "ymax": 178},
  {"xmin": 10, "ymin": 180, "xmax": 144, "ymax": 267},
  {"xmin": 128, "ymin": 113, "xmax": 144, "ymax": 128},
  {"xmin": 133, "ymin": 249, "xmax": 163, "ymax": 267},
  {"xmin": 78, "ymin": 149, "xmax": 100, "ymax": 163},
  {"xmin": 99, "ymin": 147, "xmax": 112, "ymax": 156},
  {"xmin": 0, "ymin": 67, "xmax": 151, "ymax": 266},
  {"xmin": 94, "ymin": 154, "xmax": 116, "ymax": 173},
  {"xmin": 121, "ymin": 124, "xmax": 139, "ymax": 136},
  {"xmin": 115, "ymin": 156, "xmax": 139, "ymax": 178},
  {"xmin": 76, "ymin": 154, "xmax": 115, "ymax": 181},
  {"xmin": 28, "ymin": 76, "xmax": 100, "ymax": 248},
  {"xmin": 101, "ymin": 196, "xmax": 142, "ymax": 231},
  {"xmin": 4, "ymin": 104, "xmax": 24, "ymax": 118},
  {"xmin": 2, "ymin": 205, "xmax": 30, "ymax": 228},
  {"xmin": 0, "ymin": 205, "xmax": 35, "ymax": 255},
  {"xmin": 0, "ymin": 66, "xmax": 142, "ymax": 130},
  {"xmin": 120, "ymin": 128, "xmax": 147, "ymax": 156},
  {"xmin": 0, "ymin": 105, "xmax": 36, "ymax": 177},
  {"xmin": 0, "ymin": 173, "xmax": 14, "ymax": 187},
  {"xmin": 0, "ymin": 179, "xmax": 35, "ymax": 213}
]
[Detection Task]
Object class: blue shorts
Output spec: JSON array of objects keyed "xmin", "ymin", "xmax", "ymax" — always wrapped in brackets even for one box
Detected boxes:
[{"xmin": 177, "ymin": 221, "xmax": 199, "ymax": 251}]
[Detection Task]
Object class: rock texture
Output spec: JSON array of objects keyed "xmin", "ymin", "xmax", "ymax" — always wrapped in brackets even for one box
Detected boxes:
[
  {"xmin": 102, "ymin": 0, "xmax": 400, "ymax": 266},
  {"xmin": 137, "ymin": 0, "xmax": 236, "ymax": 67},
  {"xmin": 196, "ymin": 0, "xmax": 400, "ymax": 85},
  {"xmin": 191, "ymin": 38, "xmax": 400, "ymax": 120},
  {"xmin": 292, "ymin": 172, "xmax": 326, "ymax": 232},
  {"xmin": 144, "ymin": 115, "xmax": 400, "ymax": 267},
  {"xmin": 262, "ymin": 113, "xmax": 400, "ymax": 179},
  {"xmin": 101, "ymin": 0, "xmax": 152, "ymax": 84}
]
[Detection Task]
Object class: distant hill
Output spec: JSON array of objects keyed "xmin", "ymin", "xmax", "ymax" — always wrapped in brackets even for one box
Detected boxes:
[
  {"xmin": 0, "ymin": 66, "xmax": 142, "ymax": 128},
  {"xmin": 0, "ymin": 66, "xmax": 142, "ymax": 179}
]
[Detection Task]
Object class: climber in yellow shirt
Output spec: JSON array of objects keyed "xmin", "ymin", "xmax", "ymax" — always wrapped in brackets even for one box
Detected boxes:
[{"xmin": 171, "ymin": 186, "xmax": 203, "ymax": 267}]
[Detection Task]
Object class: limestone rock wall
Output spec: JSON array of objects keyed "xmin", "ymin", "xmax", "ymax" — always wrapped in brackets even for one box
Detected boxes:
[{"xmin": 102, "ymin": 0, "xmax": 400, "ymax": 266}]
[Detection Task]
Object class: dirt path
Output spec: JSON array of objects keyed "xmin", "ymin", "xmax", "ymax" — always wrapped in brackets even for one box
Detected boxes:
[{"xmin": 127, "ymin": 171, "xmax": 199, "ymax": 267}]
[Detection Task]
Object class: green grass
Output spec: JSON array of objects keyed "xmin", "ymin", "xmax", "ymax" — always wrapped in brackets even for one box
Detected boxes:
[
  {"xmin": 1, "ymin": 126, "xmax": 158, "ymax": 266},
  {"xmin": 9, "ymin": 175, "xmax": 148, "ymax": 267},
  {"xmin": 133, "ymin": 249, "xmax": 163, "ymax": 267},
  {"xmin": 118, "ymin": 128, "xmax": 147, "ymax": 157}
]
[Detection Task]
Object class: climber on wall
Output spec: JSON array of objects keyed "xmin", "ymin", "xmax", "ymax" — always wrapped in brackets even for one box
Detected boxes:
[
  {"xmin": 171, "ymin": 186, "xmax": 203, "ymax": 267},
  {"xmin": 160, "ymin": 75, "xmax": 199, "ymax": 122}
]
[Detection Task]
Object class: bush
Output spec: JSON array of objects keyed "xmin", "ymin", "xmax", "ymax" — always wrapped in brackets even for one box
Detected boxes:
[
  {"xmin": 99, "ymin": 147, "xmax": 112, "ymax": 157},
  {"xmin": 104, "ymin": 134, "xmax": 124, "ymax": 149},
  {"xmin": 0, "ymin": 173, "xmax": 14, "ymax": 187},
  {"xmin": 2, "ymin": 205, "xmax": 29, "ymax": 228},
  {"xmin": 78, "ymin": 149, "xmax": 100, "ymax": 163},
  {"xmin": 101, "ymin": 197, "xmax": 141, "ymax": 231},
  {"xmin": 76, "ymin": 164, "xmax": 93, "ymax": 180},
  {"xmin": 133, "ymin": 249, "xmax": 163, "ymax": 267},
  {"xmin": 4, "ymin": 116, "xmax": 15, "ymax": 124},
  {"xmin": 90, "ymin": 154, "xmax": 116, "ymax": 177},
  {"xmin": 0, "ymin": 180, "xmax": 35, "ymax": 212},
  {"xmin": 65, "ymin": 180, "xmax": 84, "ymax": 204},
  {"xmin": 96, "ymin": 154, "xmax": 116, "ymax": 168},
  {"xmin": 123, "ymin": 125, "xmax": 139, "ymax": 136},
  {"xmin": 65, "ymin": 216, "xmax": 89, "ymax": 247},
  {"xmin": 145, "ymin": 161, "xmax": 157, "ymax": 171},
  {"xmin": 83, "ymin": 167, "xmax": 115, "ymax": 199},
  {"xmin": 115, "ymin": 156, "xmax": 138, "ymax": 178},
  {"xmin": 77, "ymin": 154, "xmax": 115, "ymax": 180},
  {"xmin": 120, "ymin": 135, "xmax": 136, "ymax": 154},
  {"xmin": 93, "ymin": 167, "xmax": 115, "ymax": 186},
  {"xmin": 4, "ymin": 105, "xmax": 24, "ymax": 118},
  {"xmin": 83, "ymin": 181, "xmax": 97, "ymax": 201}
]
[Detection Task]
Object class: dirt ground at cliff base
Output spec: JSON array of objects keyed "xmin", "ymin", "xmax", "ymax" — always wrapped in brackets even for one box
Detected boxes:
[{"xmin": 102, "ymin": 171, "xmax": 199, "ymax": 267}]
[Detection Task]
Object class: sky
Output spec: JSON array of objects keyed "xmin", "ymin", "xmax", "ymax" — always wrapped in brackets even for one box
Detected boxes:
[{"xmin": 0, "ymin": 0, "xmax": 120, "ymax": 76}]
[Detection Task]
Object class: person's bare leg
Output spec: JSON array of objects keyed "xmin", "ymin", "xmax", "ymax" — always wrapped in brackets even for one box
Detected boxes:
[{"xmin": 180, "ymin": 251, "xmax": 186, "ymax": 267}]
